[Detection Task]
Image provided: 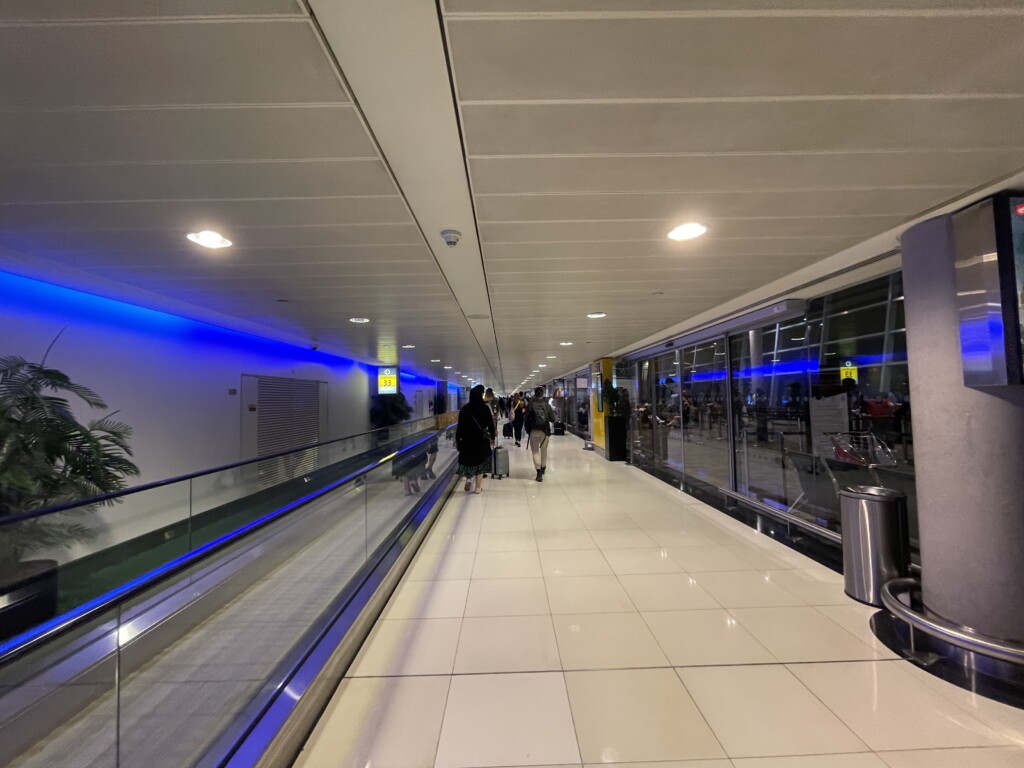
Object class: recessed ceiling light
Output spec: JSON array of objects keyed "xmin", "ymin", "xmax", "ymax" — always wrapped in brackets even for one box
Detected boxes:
[
  {"xmin": 455, "ymin": 371, "xmax": 462, "ymax": 374},
  {"xmin": 186, "ymin": 230, "xmax": 232, "ymax": 249},
  {"xmin": 349, "ymin": 317, "xmax": 370, "ymax": 324},
  {"xmin": 532, "ymin": 370, "xmax": 539, "ymax": 373},
  {"xmin": 560, "ymin": 341, "xmax": 573, "ymax": 346},
  {"xmin": 462, "ymin": 375, "xmax": 468, "ymax": 378},
  {"xmin": 538, "ymin": 364, "xmax": 547, "ymax": 368},
  {"xmin": 444, "ymin": 366, "xmax": 452, "ymax": 369},
  {"xmin": 546, "ymin": 355, "xmax": 557, "ymax": 359},
  {"xmin": 587, "ymin": 312, "xmax": 607, "ymax": 319},
  {"xmin": 667, "ymin": 222, "xmax": 708, "ymax": 241},
  {"xmin": 402, "ymin": 344, "xmax": 415, "ymax": 349},
  {"xmin": 430, "ymin": 359, "xmax": 441, "ymax": 363}
]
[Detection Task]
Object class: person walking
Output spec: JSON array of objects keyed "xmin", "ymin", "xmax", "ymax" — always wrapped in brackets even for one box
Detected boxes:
[
  {"xmin": 511, "ymin": 391, "xmax": 527, "ymax": 447},
  {"xmin": 456, "ymin": 384, "xmax": 495, "ymax": 494},
  {"xmin": 526, "ymin": 386, "xmax": 556, "ymax": 482}
]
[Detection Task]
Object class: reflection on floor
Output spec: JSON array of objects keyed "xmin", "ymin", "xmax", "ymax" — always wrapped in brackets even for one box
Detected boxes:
[{"xmin": 296, "ymin": 434, "xmax": 1024, "ymax": 768}]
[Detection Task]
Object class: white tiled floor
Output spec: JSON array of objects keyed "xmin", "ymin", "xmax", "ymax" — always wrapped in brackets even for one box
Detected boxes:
[{"xmin": 296, "ymin": 435, "xmax": 1024, "ymax": 768}]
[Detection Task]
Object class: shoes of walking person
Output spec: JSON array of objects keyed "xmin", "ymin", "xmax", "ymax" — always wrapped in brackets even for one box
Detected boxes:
[
  {"xmin": 536, "ymin": 469, "xmax": 543, "ymax": 482},
  {"xmin": 515, "ymin": 442, "xmax": 520, "ymax": 447},
  {"xmin": 541, "ymin": 466, "xmax": 546, "ymax": 476}
]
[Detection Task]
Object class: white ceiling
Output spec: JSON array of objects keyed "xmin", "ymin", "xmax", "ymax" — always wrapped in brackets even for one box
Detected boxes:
[{"xmin": 2, "ymin": 0, "xmax": 1024, "ymax": 392}]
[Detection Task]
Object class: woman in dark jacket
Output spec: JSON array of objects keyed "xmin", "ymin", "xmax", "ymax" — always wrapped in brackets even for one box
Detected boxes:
[
  {"xmin": 511, "ymin": 391, "xmax": 527, "ymax": 447},
  {"xmin": 456, "ymin": 384, "xmax": 496, "ymax": 494}
]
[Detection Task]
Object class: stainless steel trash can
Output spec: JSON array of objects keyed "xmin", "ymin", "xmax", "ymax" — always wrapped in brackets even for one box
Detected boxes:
[{"xmin": 840, "ymin": 486, "xmax": 909, "ymax": 607}]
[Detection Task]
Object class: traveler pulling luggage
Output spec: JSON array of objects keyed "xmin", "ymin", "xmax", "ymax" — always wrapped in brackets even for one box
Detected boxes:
[
  {"xmin": 553, "ymin": 421, "xmax": 565, "ymax": 436},
  {"xmin": 491, "ymin": 445, "xmax": 509, "ymax": 479},
  {"xmin": 502, "ymin": 421, "xmax": 514, "ymax": 439}
]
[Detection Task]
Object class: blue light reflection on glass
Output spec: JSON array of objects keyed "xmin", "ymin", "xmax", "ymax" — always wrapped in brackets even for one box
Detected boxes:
[{"xmin": 959, "ymin": 314, "xmax": 1004, "ymax": 372}]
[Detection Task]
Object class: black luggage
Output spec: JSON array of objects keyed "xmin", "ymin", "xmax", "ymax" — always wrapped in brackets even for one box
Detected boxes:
[
  {"xmin": 491, "ymin": 446, "xmax": 510, "ymax": 479},
  {"xmin": 553, "ymin": 421, "xmax": 566, "ymax": 436},
  {"xmin": 502, "ymin": 422, "xmax": 514, "ymax": 439}
]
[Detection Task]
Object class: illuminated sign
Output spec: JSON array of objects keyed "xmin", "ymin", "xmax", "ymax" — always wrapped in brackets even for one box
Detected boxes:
[
  {"xmin": 377, "ymin": 367, "xmax": 399, "ymax": 395},
  {"xmin": 839, "ymin": 360, "xmax": 858, "ymax": 382}
]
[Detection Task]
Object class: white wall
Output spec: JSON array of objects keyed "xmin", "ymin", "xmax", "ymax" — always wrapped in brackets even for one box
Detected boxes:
[{"xmin": 1, "ymin": 271, "xmax": 372, "ymax": 486}]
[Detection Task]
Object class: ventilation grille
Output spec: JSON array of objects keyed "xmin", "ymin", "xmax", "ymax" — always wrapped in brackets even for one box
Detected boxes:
[{"xmin": 256, "ymin": 376, "xmax": 321, "ymax": 489}]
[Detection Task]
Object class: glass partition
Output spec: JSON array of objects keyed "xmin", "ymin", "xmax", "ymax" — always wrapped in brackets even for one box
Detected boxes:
[
  {"xmin": 0, "ymin": 425, "xmax": 459, "ymax": 768},
  {"xmin": 625, "ymin": 270, "xmax": 917, "ymax": 549},
  {"xmin": 680, "ymin": 339, "xmax": 731, "ymax": 492},
  {"xmin": 0, "ymin": 415, "xmax": 448, "ymax": 644}
]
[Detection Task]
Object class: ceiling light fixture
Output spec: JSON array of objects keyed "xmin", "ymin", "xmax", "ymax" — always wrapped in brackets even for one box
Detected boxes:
[
  {"xmin": 186, "ymin": 230, "xmax": 232, "ymax": 249},
  {"xmin": 430, "ymin": 359, "xmax": 441, "ymax": 363},
  {"xmin": 402, "ymin": 344, "xmax": 415, "ymax": 349},
  {"xmin": 587, "ymin": 312, "xmax": 607, "ymax": 319},
  {"xmin": 560, "ymin": 341, "xmax": 573, "ymax": 346},
  {"xmin": 348, "ymin": 317, "xmax": 370, "ymax": 324},
  {"xmin": 667, "ymin": 222, "xmax": 708, "ymax": 241},
  {"xmin": 546, "ymin": 355, "xmax": 557, "ymax": 359},
  {"xmin": 538, "ymin": 364, "xmax": 547, "ymax": 368},
  {"xmin": 444, "ymin": 366, "xmax": 452, "ymax": 370}
]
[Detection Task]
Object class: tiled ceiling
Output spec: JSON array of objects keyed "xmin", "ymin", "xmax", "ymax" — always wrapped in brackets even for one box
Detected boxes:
[
  {"xmin": 442, "ymin": 0, "xmax": 1024, "ymax": 387},
  {"xmin": 0, "ymin": 0, "xmax": 496, "ymax": 384},
  {"xmin": 3, "ymin": 0, "xmax": 1024, "ymax": 393}
]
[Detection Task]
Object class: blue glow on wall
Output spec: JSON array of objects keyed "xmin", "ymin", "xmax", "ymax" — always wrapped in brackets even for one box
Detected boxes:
[{"xmin": 1, "ymin": 269, "xmax": 440, "ymax": 383}]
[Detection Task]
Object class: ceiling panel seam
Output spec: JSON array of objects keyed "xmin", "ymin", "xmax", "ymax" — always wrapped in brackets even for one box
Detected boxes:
[
  {"xmin": 444, "ymin": 9, "xmax": 1024, "ymax": 20},
  {"xmin": 434, "ymin": 0, "xmax": 506, "ymax": 390},
  {"xmin": 300, "ymin": 1, "xmax": 502, "ymax": 385}
]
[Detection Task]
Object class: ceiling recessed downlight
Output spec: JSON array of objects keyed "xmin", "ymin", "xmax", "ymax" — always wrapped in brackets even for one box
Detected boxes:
[
  {"xmin": 538, "ymin": 364, "xmax": 547, "ymax": 368},
  {"xmin": 587, "ymin": 312, "xmax": 607, "ymax": 319},
  {"xmin": 348, "ymin": 317, "xmax": 370, "ymax": 324},
  {"xmin": 546, "ymin": 355, "xmax": 557, "ymax": 359},
  {"xmin": 186, "ymin": 230, "xmax": 232, "ymax": 249},
  {"xmin": 667, "ymin": 222, "xmax": 708, "ymax": 241},
  {"xmin": 430, "ymin": 359, "xmax": 441, "ymax": 363},
  {"xmin": 560, "ymin": 341, "xmax": 573, "ymax": 346},
  {"xmin": 402, "ymin": 344, "xmax": 415, "ymax": 349},
  {"xmin": 443, "ymin": 366, "xmax": 452, "ymax": 370}
]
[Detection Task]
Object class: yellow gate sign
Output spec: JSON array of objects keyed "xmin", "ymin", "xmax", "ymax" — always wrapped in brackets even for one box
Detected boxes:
[
  {"xmin": 840, "ymin": 360, "xmax": 858, "ymax": 382},
  {"xmin": 378, "ymin": 367, "xmax": 399, "ymax": 395}
]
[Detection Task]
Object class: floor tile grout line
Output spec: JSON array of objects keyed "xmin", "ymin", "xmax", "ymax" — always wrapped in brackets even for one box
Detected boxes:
[{"xmin": 349, "ymin": 656, "xmax": 904, "ymax": 680}]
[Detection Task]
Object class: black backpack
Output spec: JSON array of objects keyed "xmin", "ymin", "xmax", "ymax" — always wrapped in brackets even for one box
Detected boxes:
[{"xmin": 525, "ymin": 404, "xmax": 537, "ymax": 434}]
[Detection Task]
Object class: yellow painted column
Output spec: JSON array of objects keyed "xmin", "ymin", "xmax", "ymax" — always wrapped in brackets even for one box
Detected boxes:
[{"xmin": 589, "ymin": 358, "xmax": 614, "ymax": 452}]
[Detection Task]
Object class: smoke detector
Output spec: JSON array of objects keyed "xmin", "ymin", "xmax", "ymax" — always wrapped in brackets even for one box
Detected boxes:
[{"xmin": 440, "ymin": 229, "xmax": 462, "ymax": 248}]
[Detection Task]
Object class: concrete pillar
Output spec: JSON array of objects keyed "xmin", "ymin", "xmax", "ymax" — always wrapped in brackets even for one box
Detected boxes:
[{"xmin": 901, "ymin": 215, "xmax": 1024, "ymax": 642}]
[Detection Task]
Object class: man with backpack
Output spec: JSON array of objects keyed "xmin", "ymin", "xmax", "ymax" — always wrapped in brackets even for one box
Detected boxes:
[{"xmin": 525, "ymin": 386, "xmax": 556, "ymax": 482}]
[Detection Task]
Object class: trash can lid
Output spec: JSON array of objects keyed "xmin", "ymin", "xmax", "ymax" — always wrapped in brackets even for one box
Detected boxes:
[{"xmin": 839, "ymin": 485, "xmax": 906, "ymax": 500}]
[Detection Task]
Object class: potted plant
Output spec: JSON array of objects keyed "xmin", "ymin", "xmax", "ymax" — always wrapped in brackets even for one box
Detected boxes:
[
  {"xmin": 602, "ymin": 378, "xmax": 629, "ymax": 462},
  {"xmin": 369, "ymin": 390, "xmax": 412, "ymax": 444},
  {"xmin": 0, "ymin": 344, "xmax": 139, "ymax": 639}
]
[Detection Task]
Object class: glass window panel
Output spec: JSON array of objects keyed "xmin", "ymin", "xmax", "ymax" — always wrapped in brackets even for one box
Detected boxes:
[
  {"xmin": 681, "ymin": 339, "xmax": 730, "ymax": 491},
  {"xmin": 730, "ymin": 326, "xmax": 813, "ymax": 521}
]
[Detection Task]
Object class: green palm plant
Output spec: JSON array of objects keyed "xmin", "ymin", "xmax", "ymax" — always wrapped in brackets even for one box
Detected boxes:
[{"xmin": 0, "ymin": 343, "xmax": 139, "ymax": 582}]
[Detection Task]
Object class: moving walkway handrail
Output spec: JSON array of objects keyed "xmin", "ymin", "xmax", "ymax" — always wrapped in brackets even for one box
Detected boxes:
[
  {"xmin": 0, "ymin": 414, "xmax": 450, "ymax": 525},
  {"xmin": 881, "ymin": 577, "xmax": 1024, "ymax": 665},
  {"xmin": 0, "ymin": 426, "xmax": 453, "ymax": 666}
]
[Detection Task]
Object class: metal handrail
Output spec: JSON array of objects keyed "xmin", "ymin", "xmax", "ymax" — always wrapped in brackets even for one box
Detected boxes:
[
  {"xmin": 0, "ymin": 414, "xmax": 444, "ymax": 524},
  {"xmin": 881, "ymin": 577, "xmax": 1024, "ymax": 665},
  {"xmin": 0, "ymin": 426, "xmax": 453, "ymax": 666}
]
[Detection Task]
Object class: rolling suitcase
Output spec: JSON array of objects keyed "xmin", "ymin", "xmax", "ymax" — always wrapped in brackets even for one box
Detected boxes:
[
  {"xmin": 553, "ymin": 421, "xmax": 566, "ymax": 436},
  {"xmin": 491, "ymin": 446, "xmax": 510, "ymax": 479},
  {"xmin": 502, "ymin": 422, "xmax": 514, "ymax": 439}
]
